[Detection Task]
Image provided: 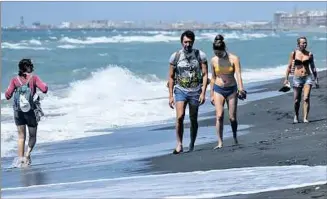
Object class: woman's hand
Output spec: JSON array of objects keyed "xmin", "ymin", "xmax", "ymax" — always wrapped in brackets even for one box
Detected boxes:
[
  {"xmin": 284, "ymin": 79, "xmax": 290, "ymax": 85},
  {"xmin": 210, "ymin": 94, "xmax": 215, "ymax": 106},
  {"xmin": 314, "ymin": 78, "xmax": 319, "ymax": 89},
  {"xmin": 237, "ymin": 90, "xmax": 247, "ymax": 100}
]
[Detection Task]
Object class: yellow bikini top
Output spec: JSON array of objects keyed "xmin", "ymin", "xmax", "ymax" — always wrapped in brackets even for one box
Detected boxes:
[{"xmin": 214, "ymin": 63, "xmax": 234, "ymax": 75}]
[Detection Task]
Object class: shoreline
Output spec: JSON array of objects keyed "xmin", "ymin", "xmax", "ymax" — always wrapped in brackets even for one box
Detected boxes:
[{"xmin": 219, "ymin": 183, "xmax": 327, "ymax": 199}]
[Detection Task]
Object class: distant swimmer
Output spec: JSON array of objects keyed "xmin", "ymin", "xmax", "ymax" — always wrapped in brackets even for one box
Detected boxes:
[
  {"xmin": 284, "ymin": 36, "xmax": 319, "ymax": 123},
  {"xmin": 167, "ymin": 30, "xmax": 209, "ymax": 154},
  {"xmin": 209, "ymin": 34, "xmax": 246, "ymax": 149},
  {"xmin": 5, "ymin": 59, "xmax": 48, "ymax": 167}
]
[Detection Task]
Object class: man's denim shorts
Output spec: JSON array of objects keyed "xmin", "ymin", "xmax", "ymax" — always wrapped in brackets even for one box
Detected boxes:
[{"xmin": 174, "ymin": 87, "xmax": 201, "ymax": 106}]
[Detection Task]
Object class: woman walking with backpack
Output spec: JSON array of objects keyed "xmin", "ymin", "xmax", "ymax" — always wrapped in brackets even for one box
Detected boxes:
[{"xmin": 5, "ymin": 58, "xmax": 48, "ymax": 167}]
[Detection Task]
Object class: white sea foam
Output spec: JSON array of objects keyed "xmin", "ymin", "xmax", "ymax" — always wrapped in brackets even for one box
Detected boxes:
[
  {"xmin": 57, "ymin": 44, "xmax": 84, "ymax": 49},
  {"xmin": 98, "ymin": 53, "xmax": 108, "ymax": 56},
  {"xmin": 58, "ymin": 32, "xmax": 277, "ymax": 45},
  {"xmin": 59, "ymin": 34, "xmax": 180, "ymax": 44},
  {"xmin": 1, "ymin": 42, "xmax": 50, "ymax": 50},
  {"xmin": 28, "ymin": 39, "xmax": 42, "ymax": 45},
  {"xmin": 313, "ymin": 36, "xmax": 327, "ymax": 41},
  {"xmin": 1, "ymin": 66, "xmax": 174, "ymax": 157},
  {"xmin": 199, "ymin": 32, "xmax": 276, "ymax": 41},
  {"xmin": 1, "ymin": 92, "xmax": 5, "ymax": 100},
  {"xmin": 2, "ymin": 165, "xmax": 326, "ymax": 198},
  {"xmin": 242, "ymin": 65, "xmax": 326, "ymax": 83}
]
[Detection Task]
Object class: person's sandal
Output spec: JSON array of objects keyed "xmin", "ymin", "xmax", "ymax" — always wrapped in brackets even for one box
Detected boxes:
[{"xmin": 173, "ymin": 146, "xmax": 183, "ymax": 154}]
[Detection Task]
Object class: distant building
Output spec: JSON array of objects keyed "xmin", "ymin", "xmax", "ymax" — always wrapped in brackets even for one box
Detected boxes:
[
  {"xmin": 171, "ymin": 22, "xmax": 184, "ymax": 29},
  {"xmin": 91, "ymin": 20, "xmax": 108, "ymax": 28},
  {"xmin": 107, "ymin": 21, "xmax": 115, "ymax": 28},
  {"xmin": 307, "ymin": 10, "xmax": 327, "ymax": 26},
  {"xmin": 20, "ymin": 16, "xmax": 25, "ymax": 27},
  {"xmin": 59, "ymin": 22, "xmax": 71, "ymax": 29},
  {"xmin": 122, "ymin": 21, "xmax": 134, "ymax": 28},
  {"xmin": 245, "ymin": 21, "xmax": 271, "ymax": 29},
  {"xmin": 225, "ymin": 22, "xmax": 243, "ymax": 29},
  {"xmin": 273, "ymin": 10, "xmax": 327, "ymax": 28},
  {"xmin": 273, "ymin": 11, "xmax": 287, "ymax": 27},
  {"xmin": 32, "ymin": 21, "xmax": 41, "ymax": 28}
]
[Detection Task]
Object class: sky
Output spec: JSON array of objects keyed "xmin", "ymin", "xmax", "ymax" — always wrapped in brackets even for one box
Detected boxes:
[{"xmin": 1, "ymin": 1, "xmax": 326, "ymax": 26}]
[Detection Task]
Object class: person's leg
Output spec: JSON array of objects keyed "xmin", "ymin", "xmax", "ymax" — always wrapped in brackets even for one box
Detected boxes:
[
  {"xmin": 293, "ymin": 77, "xmax": 303, "ymax": 123},
  {"xmin": 25, "ymin": 110, "xmax": 38, "ymax": 164},
  {"xmin": 214, "ymin": 91, "xmax": 226, "ymax": 149},
  {"xmin": 188, "ymin": 95, "xmax": 200, "ymax": 152},
  {"xmin": 17, "ymin": 125, "xmax": 26, "ymax": 158},
  {"xmin": 303, "ymin": 84, "xmax": 312, "ymax": 123},
  {"xmin": 174, "ymin": 101, "xmax": 186, "ymax": 153},
  {"xmin": 25, "ymin": 126, "xmax": 37, "ymax": 164},
  {"xmin": 173, "ymin": 88, "xmax": 187, "ymax": 154},
  {"xmin": 293, "ymin": 87, "xmax": 303, "ymax": 123},
  {"xmin": 226, "ymin": 91, "xmax": 239, "ymax": 145},
  {"xmin": 14, "ymin": 110, "xmax": 27, "ymax": 160}
]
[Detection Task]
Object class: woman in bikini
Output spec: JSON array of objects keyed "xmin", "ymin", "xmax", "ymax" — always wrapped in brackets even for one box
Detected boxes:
[
  {"xmin": 284, "ymin": 36, "xmax": 318, "ymax": 123},
  {"xmin": 210, "ymin": 34, "xmax": 246, "ymax": 149}
]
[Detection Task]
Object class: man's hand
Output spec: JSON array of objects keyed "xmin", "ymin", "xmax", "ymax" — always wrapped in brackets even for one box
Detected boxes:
[
  {"xmin": 199, "ymin": 93, "xmax": 206, "ymax": 105},
  {"xmin": 169, "ymin": 96, "xmax": 175, "ymax": 109}
]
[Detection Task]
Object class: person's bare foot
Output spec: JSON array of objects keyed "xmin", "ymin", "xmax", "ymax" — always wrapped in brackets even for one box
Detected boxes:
[
  {"xmin": 188, "ymin": 143, "xmax": 194, "ymax": 152},
  {"xmin": 233, "ymin": 138, "xmax": 239, "ymax": 145},
  {"xmin": 214, "ymin": 143, "xmax": 223, "ymax": 149},
  {"xmin": 13, "ymin": 157, "xmax": 25, "ymax": 168},
  {"xmin": 293, "ymin": 116, "xmax": 299, "ymax": 123}
]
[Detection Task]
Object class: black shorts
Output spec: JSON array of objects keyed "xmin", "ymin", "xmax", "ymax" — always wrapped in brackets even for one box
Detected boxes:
[{"xmin": 14, "ymin": 110, "xmax": 38, "ymax": 127}]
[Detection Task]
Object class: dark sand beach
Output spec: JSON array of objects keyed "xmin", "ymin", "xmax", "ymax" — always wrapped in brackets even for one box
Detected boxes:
[{"xmin": 143, "ymin": 70, "xmax": 327, "ymax": 198}]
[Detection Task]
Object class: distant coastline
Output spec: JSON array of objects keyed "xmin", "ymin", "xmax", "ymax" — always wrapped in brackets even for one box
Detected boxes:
[{"xmin": 2, "ymin": 27, "xmax": 326, "ymax": 33}]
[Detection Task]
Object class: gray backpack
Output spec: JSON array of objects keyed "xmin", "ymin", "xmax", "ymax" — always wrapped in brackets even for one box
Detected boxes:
[{"xmin": 13, "ymin": 75, "xmax": 34, "ymax": 112}]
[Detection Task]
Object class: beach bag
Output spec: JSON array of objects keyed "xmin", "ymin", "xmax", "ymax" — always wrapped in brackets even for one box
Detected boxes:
[
  {"xmin": 33, "ymin": 95, "xmax": 44, "ymax": 123},
  {"xmin": 14, "ymin": 75, "xmax": 34, "ymax": 112},
  {"xmin": 237, "ymin": 90, "xmax": 247, "ymax": 100}
]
